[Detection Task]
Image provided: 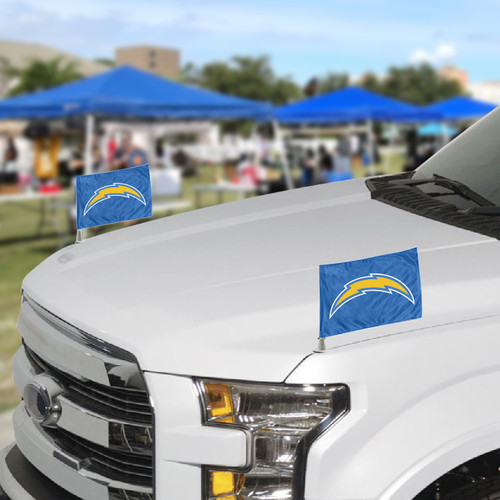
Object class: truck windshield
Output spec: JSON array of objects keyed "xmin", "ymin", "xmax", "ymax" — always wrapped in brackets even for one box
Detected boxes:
[{"xmin": 414, "ymin": 107, "xmax": 500, "ymax": 205}]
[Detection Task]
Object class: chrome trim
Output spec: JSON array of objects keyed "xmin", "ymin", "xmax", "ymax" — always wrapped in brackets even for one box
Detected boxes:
[
  {"xmin": 14, "ymin": 405, "xmax": 153, "ymax": 499},
  {"xmin": 15, "ymin": 294, "xmax": 154, "ymax": 499},
  {"xmin": 57, "ymin": 396, "xmax": 110, "ymax": 448},
  {"xmin": 23, "ymin": 295, "xmax": 136, "ymax": 362},
  {"xmin": 18, "ymin": 295, "xmax": 145, "ymax": 389},
  {"xmin": 14, "ymin": 405, "xmax": 108, "ymax": 500},
  {"xmin": 23, "ymin": 344, "xmax": 152, "ymax": 425},
  {"xmin": 23, "ymin": 375, "xmax": 63, "ymax": 426},
  {"xmin": 14, "ymin": 346, "xmax": 152, "ymax": 451},
  {"xmin": 292, "ymin": 385, "xmax": 350, "ymax": 500}
]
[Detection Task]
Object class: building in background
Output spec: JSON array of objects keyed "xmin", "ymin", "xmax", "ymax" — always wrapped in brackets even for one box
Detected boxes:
[
  {"xmin": 115, "ymin": 45, "xmax": 180, "ymax": 79},
  {"xmin": 468, "ymin": 81, "xmax": 500, "ymax": 105},
  {"xmin": 439, "ymin": 65, "xmax": 468, "ymax": 88},
  {"xmin": 0, "ymin": 39, "xmax": 108, "ymax": 97},
  {"xmin": 0, "ymin": 40, "xmax": 107, "ymax": 76}
]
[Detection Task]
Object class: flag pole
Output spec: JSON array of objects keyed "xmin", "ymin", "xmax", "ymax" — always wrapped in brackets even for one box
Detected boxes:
[
  {"xmin": 315, "ymin": 338, "xmax": 326, "ymax": 352},
  {"xmin": 76, "ymin": 229, "xmax": 84, "ymax": 243}
]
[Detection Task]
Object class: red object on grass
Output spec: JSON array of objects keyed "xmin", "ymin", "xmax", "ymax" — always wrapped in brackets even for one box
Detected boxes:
[{"xmin": 39, "ymin": 184, "xmax": 61, "ymax": 194}]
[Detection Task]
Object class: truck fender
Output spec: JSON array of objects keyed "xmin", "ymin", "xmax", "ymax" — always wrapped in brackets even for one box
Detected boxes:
[{"xmin": 300, "ymin": 369, "xmax": 500, "ymax": 500}]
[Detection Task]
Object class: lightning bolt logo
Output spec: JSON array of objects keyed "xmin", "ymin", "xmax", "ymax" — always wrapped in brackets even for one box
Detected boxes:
[
  {"xmin": 83, "ymin": 183, "xmax": 147, "ymax": 216},
  {"xmin": 330, "ymin": 273, "xmax": 415, "ymax": 318}
]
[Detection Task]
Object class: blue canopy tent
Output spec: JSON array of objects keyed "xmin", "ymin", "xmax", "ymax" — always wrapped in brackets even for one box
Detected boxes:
[
  {"xmin": 425, "ymin": 96, "xmax": 497, "ymax": 121},
  {"xmin": 275, "ymin": 87, "xmax": 437, "ymax": 124},
  {"xmin": 0, "ymin": 65, "xmax": 273, "ymax": 121},
  {"xmin": 274, "ymin": 87, "xmax": 439, "ymax": 173},
  {"xmin": 0, "ymin": 65, "xmax": 282, "ymax": 181}
]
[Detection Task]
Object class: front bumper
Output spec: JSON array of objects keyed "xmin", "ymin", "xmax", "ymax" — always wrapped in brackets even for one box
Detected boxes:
[
  {"xmin": 11, "ymin": 404, "xmax": 119, "ymax": 499},
  {"xmin": 0, "ymin": 442, "xmax": 80, "ymax": 500},
  {"xmin": 0, "ymin": 404, "xmax": 133, "ymax": 499},
  {"xmin": 9, "ymin": 296, "xmax": 156, "ymax": 499}
]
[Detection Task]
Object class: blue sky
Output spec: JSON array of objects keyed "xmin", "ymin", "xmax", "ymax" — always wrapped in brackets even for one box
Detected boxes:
[{"xmin": 1, "ymin": 0, "xmax": 499, "ymax": 83}]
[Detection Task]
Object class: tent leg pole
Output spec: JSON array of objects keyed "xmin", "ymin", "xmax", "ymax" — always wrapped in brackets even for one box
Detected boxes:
[
  {"xmin": 384, "ymin": 122, "xmax": 396, "ymax": 174},
  {"xmin": 367, "ymin": 119, "xmax": 375, "ymax": 176},
  {"xmin": 84, "ymin": 114, "xmax": 94, "ymax": 176},
  {"xmin": 148, "ymin": 123, "xmax": 155, "ymax": 167},
  {"xmin": 78, "ymin": 113, "xmax": 95, "ymax": 243},
  {"xmin": 251, "ymin": 121, "xmax": 259, "ymax": 162},
  {"xmin": 383, "ymin": 123, "xmax": 390, "ymax": 173},
  {"xmin": 273, "ymin": 120, "xmax": 293, "ymax": 189}
]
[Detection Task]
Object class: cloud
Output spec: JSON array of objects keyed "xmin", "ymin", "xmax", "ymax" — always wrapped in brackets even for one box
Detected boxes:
[
  {"xmin": 0, "ymin": 1, "xmax": 491, "ymax": 81},
  {"xmin": 0, "ymin": 1, "xmax": 446, "ymax": 56},
  {"xmin": 410, "ymin": 44, "xmax": 457, "ymax": 65}
]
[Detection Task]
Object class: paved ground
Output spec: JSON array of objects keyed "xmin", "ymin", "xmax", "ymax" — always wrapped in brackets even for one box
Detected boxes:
[{"xmin": 0, "ymin": 410, "xmax": 14, "ymax": 449}]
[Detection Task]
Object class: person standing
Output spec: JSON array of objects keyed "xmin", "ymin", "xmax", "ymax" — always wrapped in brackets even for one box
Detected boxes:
[
  {"xmin": 68, "ymin": 136, "xmax": 102, "ymax": 178},
  {"xmin": 3, "ymin": 137, "xmax": 18, "ymax": 172},
  {"xmin": 318, "ymin": 145, "xmax": 333, "ymax": 183},
  {"xmin": 336, "ymin": 134, "xmax": 351, "ymax": 175},
  {"xmin": 107, "ymin": 134, "xmax": 117, "ymax": 167},
  {"xmin": 301, "ymin": 149, "xmax": 315, "ymax": 187},
  {"xmin": 110, "ymin": 131, "xmax": 147, "ymax": 171}
]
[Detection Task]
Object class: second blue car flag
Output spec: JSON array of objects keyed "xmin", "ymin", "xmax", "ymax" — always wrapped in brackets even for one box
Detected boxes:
[{"xmin": 319, "ymin": 248, "xmax": 422, "ymax": 338}]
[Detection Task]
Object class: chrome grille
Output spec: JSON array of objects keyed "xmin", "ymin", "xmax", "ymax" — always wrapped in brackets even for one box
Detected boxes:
[
  {"xmin": 24, "ymin": 345, "xmax": 152, "ymax": 425},
  {"xmin": 44, "ymin": 428, "xmax": 153, "ymax": 487},
  {"xmin": 16, "ymin": 295, "xmax": 154, "ymax": 499},
  {"xmin": 110, "ymin": 489, "xmax": 153, "ymax": 500}
]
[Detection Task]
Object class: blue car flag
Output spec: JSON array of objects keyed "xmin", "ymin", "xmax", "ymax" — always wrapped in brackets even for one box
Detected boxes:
[
  {"xmin": 76, "ymin": 164, "xmax": 152, "ymax": 230},
  {"xmin": 319, "ymin": 248, "xmax": 422, "ymax": 338}
]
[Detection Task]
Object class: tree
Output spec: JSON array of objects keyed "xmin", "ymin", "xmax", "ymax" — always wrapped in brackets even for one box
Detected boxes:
[
  {"xmin": 366, "ymin": 64, "xmax": 464, "ymax": 105},
  {"xmin": 0, "ymin": 56, "xmax": 16, "ymax": 96},
  {"xmin": 317, "ymin": 72, "xmax": 350, "ymax": 94},
  {"xmin": 198, "ymin": 61, "xmax": 239, "ymax": 96},
  {"xmin": 359, "ymin": 72, "xmax": 380, "ymax": 94},
  {"xmin": 94, "ymin": 57, "xmax": 114, "ymax": 67},
  {"xmin": 180, "ymin": 57, "xmax": 464, "ymax": 108},
  {"xmin": 184, "ymin": 56, "xmax": 301, "ymax": 105},
  {"xmin": 8, "ymin": 58, "xmax": 83, "ymax": 96},
  {"xmin": 271, "ymin": 77, "xmax": 302, "ymax": 105},
  {"xmin": 303, "ymin": 78, "xmax": 319, "ymax": 97},
  {"xmin": 180, "ymin": 62, "xmax": 201, "ymax": 85}
]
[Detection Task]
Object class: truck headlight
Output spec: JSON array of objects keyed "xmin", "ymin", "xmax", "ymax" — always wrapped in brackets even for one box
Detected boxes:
[{"xmin": 196, "ymin": 380, "xmax": 349, "ymax": 500}]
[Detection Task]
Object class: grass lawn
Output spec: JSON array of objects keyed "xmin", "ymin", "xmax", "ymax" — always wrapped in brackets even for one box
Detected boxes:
[
  {"xmin": 0, "ymin": 154, "xmax": 404, "ymax": 411},
  {"xmin": 0, "ymin": 203, "xmax": 66, "ymax": 411}
]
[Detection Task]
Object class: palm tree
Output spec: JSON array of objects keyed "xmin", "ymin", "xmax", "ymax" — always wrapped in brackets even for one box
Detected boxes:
[
  {"xmin": 0, "ymin": 56, "xmax": 16, "ymax": 96},
  {"xmin": 8, "ymin": 57, "xmax": 83, "ymax": 96}
]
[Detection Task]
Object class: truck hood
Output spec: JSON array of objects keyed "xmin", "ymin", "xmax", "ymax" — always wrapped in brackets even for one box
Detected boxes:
[{"xmin": 23, "ymin": 179, "xmax": 500, "ymax": 382}]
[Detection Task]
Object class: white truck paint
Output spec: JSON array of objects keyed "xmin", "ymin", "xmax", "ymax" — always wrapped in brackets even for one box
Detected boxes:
[{"xmin": 3, "ymin": 107, "xmax": 500, "ymax": 500}]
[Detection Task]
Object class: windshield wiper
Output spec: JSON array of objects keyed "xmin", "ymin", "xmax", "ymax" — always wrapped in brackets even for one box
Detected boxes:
[
  {"xmin": 460, "ymin": 206, "xmax": 500, "ymax": 216},
  {"xmin": 388, "ymin": 174, "xmax": 494, "ymax": 208}
]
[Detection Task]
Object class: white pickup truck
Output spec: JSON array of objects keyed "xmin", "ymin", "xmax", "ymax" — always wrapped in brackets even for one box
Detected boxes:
[{"xmin": 3, "ymin": 109, "xmax": 500, "ymax": 500}]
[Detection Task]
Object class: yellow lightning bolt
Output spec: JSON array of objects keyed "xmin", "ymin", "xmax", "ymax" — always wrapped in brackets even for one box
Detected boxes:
[
  {"xmin": 87, "ymin": 185, "xmax": 142, "ymax": 209},
  {"xmin": 336, "ymin": 276, "xmax": 408, "ymax": 306},
  {"xmin": 83, "ymin": 182, "xmax": 147, "ymax": 216},
  {"xmin": 330, "ymin": 274, "xmax": 414, "ymax": 318}
]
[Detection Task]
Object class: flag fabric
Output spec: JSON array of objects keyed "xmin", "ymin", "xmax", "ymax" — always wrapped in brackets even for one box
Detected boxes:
[
  {"xmin": 319, "ymin": 248, "xmax": 422, "ymax": 338},
  {"xmin": 76, "ymin": 164, "xmax": 152, "ymax": 229}
]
